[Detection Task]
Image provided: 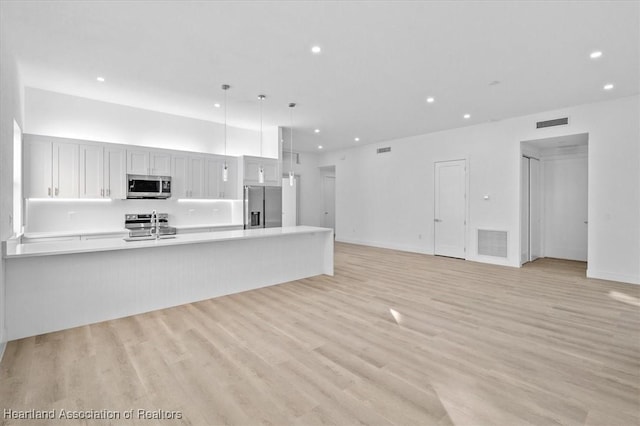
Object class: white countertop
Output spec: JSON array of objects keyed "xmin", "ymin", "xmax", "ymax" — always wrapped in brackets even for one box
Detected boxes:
[
  {"xmin": 23, "ymin": 228, "xmax": 129, "ymax": 239},
  {"xmin": 4, "ymin": 226, "xmax": 332, "ymax": 259},
  {"xmin": 174, "ymin": 223, "xmax": 243, "ymax": 230}
]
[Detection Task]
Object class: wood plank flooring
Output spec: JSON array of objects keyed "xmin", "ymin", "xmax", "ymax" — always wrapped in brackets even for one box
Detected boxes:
[{"xmin": 1, "ymin": 243, "xmax": 639, "ymax": 425}]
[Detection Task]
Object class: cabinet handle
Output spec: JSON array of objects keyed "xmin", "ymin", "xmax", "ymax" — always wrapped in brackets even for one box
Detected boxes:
[
  {"xmin": 48, "ymin": 187, "xmax": 51, "ymax": 197},
  {"xmin": 55, "ymin": 188, "xmax": 59, "ymax": 196},
  {"xmin": 101, "ymin": 189, "xmax": 104, "ymax": 197},
  {"xmin": 107, "ymin": 188, "xmax": 110, "ymax": 197}
]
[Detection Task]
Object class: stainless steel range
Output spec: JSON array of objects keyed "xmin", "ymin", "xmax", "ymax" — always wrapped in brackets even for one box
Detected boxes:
[{"xmin": 124, "ymin": 211, "xmax": 177, "ymax": 241}]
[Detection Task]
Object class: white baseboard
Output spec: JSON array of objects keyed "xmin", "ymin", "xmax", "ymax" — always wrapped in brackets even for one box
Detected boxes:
[
  {"xmin": 587, "ymin": 269, "xmax": 640, "ymax": 285},
  {"xmin": 335, "ymin": 237, "xmax": 432, "ymax": 255}
]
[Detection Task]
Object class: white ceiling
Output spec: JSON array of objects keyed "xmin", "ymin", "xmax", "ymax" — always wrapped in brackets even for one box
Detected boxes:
[{"xmin": 1, "ymin": 1, "xmax": 638, "ymax": 152}]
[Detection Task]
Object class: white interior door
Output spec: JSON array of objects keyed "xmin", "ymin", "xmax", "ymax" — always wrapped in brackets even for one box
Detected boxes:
[
  {"xmin": 521, "ymin": 156, "xmax": 530, "ymax": 264},
  {"xmin": 434, "ymin": 160, "xmax": 466, "ymax": 259},
  {"xmin": 282, "ymin": 177, "xmax": 297, "ymax": 227},
  {"xmin": 323, "ymin": 176, "xmax": 335, "ymax": 232},
  {"xmin": 543, "ymin": 156, "xmax": 588, "ymax": 261}
]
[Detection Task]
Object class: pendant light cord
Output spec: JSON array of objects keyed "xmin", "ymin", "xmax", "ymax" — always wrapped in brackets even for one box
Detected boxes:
[
  {"xmin": 259, "ymin": 95, "xmax": 265, "ymax": 158},
  {"xmin": 289, "ymin": 103, "xmax": 295, "ymax": 173},
  {"xmin": 223, "ymin": 85, "xmax": 228, "ymax": 156}
]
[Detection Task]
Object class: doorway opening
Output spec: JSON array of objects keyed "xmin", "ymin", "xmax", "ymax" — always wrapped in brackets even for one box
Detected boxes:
[{"xmin": 521, "ymin": 133, "xmax": 589, "ymax": 267}]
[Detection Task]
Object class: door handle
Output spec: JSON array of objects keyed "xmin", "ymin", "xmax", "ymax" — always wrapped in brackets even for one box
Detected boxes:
[
  {"xmin": 434, "ymin": 218, "xmax": 442, "ymax": 222},
  {"xmin": 584, "ymin": 221, "xmax": 588, "ymax": 224}
]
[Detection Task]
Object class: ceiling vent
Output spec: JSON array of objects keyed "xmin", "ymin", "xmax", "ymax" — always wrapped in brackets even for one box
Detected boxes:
[
  {"xmin": 377, "ymin": 147, "xmax": 391, "ymax": 154},
  {"xmin": 536, "ymin": 117, "xmax": 569, "ymax": 129}
]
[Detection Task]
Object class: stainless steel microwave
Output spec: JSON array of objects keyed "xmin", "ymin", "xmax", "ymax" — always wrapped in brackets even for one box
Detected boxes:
[{"xmin": 127, "ymin": 174, "xmax": 172, "ymax": 199}]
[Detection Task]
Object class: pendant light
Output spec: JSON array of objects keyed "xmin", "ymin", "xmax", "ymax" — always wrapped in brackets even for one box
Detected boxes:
[
  {"xmin": 221, "ymin": 84, "xmax": 230, "ymax": 182},
  {"xmin": 258, "ymin": 94, "xmax": 266, "ymax": 184},
  {"xmin": 288, "ymin": 102, "xmax": 296, "ymax": 187}
]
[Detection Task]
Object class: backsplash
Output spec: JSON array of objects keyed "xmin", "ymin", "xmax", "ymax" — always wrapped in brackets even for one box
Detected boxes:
[{"xmin": 25, "ymin": 199, "xmax": 243, "ymax": 234}]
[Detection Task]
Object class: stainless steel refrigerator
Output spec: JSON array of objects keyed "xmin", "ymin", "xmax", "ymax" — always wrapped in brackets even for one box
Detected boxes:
[{"xmin": 244, "ymin": 185, "xmax": 282, "ymax": 229}]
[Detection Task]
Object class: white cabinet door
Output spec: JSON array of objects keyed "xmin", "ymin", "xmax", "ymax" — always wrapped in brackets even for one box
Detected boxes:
[
  {"xmin": 24, "ymin": 139, "xmax": 52, "ymax": 198},
  {"xmin": 219, "ymin": 157, "xmax": 238, "ymax": 199},
  {"xmin": 172, "ymin": 154, "xmax": 189, "ymax": 198},
  {"xmin": 79, "ymin": 144, "xmax": 104, "ymax": 198},
  {"xmin": 127, "ymin": 149, "xmax": 149, "ymax": 174},
  {"xmin": 150, "ymin": 151, "xmax": 171, "ymax": 175},
  {"xmin": 105, "ymin": 147, "xmax": 126, "ymax": 199},
  {"xmin": 263, "ymin": 160, "xmax": 280, "ymax": 186},
  {"xmin": 205, "ymin": 157, "xmax": 221, "ymax": 199},
  {"xmin": 242, "ymin": 156, "xmax": 280, "ymax": 186},
  {"xmin": 189, "ymin": 156, "xmax": 205, "ymax": 198},
  {"xmin": 53, "ymin": 141, "xmax": 79, "ymax": 198},
  {"xmin": 244, "ymin": 158, "xmax": 261, "ymax": 182}
]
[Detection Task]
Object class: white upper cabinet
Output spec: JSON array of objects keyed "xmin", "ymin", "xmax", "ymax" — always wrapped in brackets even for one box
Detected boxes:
[
  {"xmin": 240, "ymin": 156, "xmax": 281, "ymax": 186},
  {"xmin": 24, "ymin": 136, "xmax": 78, "ymax": 198},
  {"xmin": 52, "ymin": 141, "xmax": 79, "ymax": 198},
  {"xmin": 24, "ymin": 134, "xmax": 241, "ymax": 201},
  {"xmin": 205, "ymin": 156, "xmax": 238, "ymax": 199},
  {"xmin": 24, "ymin": 138, "xmax": 53, "ymax": 198},
  {"xmin": 79, "ymin": 144, "xmax": 125, "ymax": 199},
  {"xmin": 150, "ymin": 151, "xmax": 172, "ymax": 175},
  {"xmin": 127, "ymin": 149, "xmax": 149, "ymax": 175},
  {"xmin": 79, "ymin": 144, "xmax": 104, "ymax": 198},
  {"xmin": 104, "ymin": 147, "xmax": 126, "ymax": 199},
  {"xmin": 219, "ymin": 156, "xmax": 238, "ymax": 199},
  {"xmin": 172, "ymin": 154, "xmax": 206, "ymax": 199},
  {"xmin": 127, "ymin": 149, "xmax": 171, "ymax": 175}
]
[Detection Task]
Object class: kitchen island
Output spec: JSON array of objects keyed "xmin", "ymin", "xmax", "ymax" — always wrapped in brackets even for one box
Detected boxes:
[{"xmin": 3, "ymin": 226, "xmax": 334, "ymax": 340}]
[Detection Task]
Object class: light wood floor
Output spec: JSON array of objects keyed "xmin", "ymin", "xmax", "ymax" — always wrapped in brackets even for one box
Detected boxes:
[{"xmin": 1, "ymin": 243, "xmax": 639, "ymax": 425}]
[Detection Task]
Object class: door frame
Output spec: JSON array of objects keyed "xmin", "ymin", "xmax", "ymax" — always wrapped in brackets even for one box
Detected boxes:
[{"xmin": 433, "ymin": 158, "xmax": 469, "ymax": 259}]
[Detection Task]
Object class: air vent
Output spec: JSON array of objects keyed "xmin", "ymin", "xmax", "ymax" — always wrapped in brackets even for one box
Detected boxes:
[
  {"xmin": 478, "ymin": 229, "xmax": 508, "ymax": 258},
  {"xmin": 536, "ymin": 117, "xmax": 569, "ymax": 129},
  {"xmin": 377, "ymin": 147, "xmax": 391, "ymax": 154}
]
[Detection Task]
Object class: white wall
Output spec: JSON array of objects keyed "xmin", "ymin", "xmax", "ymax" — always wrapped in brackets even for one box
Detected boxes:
[
  {"xmin": 0, "ymin": 37, "xmax": 25, "ymax": 351},
  {"xmin": 24, "ymin": 88, "xmax": 279, "ymax": 158},
  {"xmin": 320, "ymin": 95, "xmax": 640, "ymax": 284}
]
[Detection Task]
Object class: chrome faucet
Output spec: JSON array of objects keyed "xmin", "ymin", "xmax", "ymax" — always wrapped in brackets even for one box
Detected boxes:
[{"xmin": 151, "ymin": 210, "xmax": 159, "ymax": 239}]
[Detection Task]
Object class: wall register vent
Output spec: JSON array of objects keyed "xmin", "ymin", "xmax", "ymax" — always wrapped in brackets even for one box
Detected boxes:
[
  {"xmin": 536, "ymin": 117, "xmax": 569, "ymax": 129},
  {"xmin": 478, "ymin": 229, "xmax": 508, "ymax": 258},
  {"xmin": 377, "ymin": 147, "xmax": 391, "ymax": 154}
]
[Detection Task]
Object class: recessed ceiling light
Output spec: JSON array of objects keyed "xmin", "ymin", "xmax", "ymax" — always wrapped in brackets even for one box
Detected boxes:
[
  {"xmin": 311, "ymin": 46, "xmax": 322, "ymax": 54},
  {"xmin": 590, "ymin": 51, "xmax": 603, "ymax": 59},
  {"xmin": 603, "ymin": 83, "xmax": 614, "ymax": 90},
  {"xmin": 214, "ymin": 103, "xmax": 221, "ymax": 108},
  {"xmin": 314, "ymin": 129, "xmax": 320, "ymax": 133},
  {"xmin": 426, "ymin": 97, "xmax": 435, "ymax": 103},
  {"xmin": 318, "ymin": 145, "xmax": 323, "ymax": 150},
  {"xmin": 463, "ymin": 114, "xmax": 471, "ymax": 119},
  {"xmin": 96, "ymin": 76, "xmax": 105, "ymax": 82},
  {"xmin": 354, "ymin": 137, "xmax": 360, "ymax": 142}
]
